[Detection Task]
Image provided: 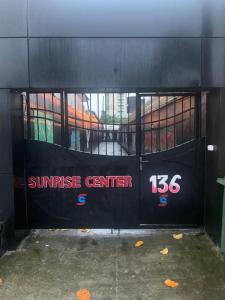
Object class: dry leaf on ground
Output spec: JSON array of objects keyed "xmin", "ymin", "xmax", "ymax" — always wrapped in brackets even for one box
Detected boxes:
[
  {"xmin": 160, "ymin": 247, "xmax": 169, "ymax": 255},
  {"xmin": 164, "ymin": 279, "xmax": 179, "ymax": 288},
  {"xmin": 80, "ymin": 229, "xmax": 90, "ymax": 233},
  {"xmin": 75, "ymin": 288, "xmax": 91, "ymax": 300},
  {"xmin": 0, "ymin": 277, "xmax": 4, "ymax": 285},
  {"xmin": 135, "ymin": 240, "xmax": 144, "ymax": 247},
  {"xmin": 172, "ymin": 233, "xmax": 183, "ymax": 240}
]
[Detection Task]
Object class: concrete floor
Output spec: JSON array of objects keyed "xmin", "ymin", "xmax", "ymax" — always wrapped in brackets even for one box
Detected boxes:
[{"xmin": 0, "ymin": 229, "xmax": 225, "ymax": 300}]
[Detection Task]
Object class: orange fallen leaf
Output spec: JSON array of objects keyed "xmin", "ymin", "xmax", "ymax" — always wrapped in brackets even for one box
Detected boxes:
[
  {"xmin": 164, "ymin": 279, "xmax": 179, "ymax": 288},
  {"xmin": 75, "ymin": 288, "xmax": 91, "ymax": 300},
  {"xmin": 160, "ymin": 247, "xmax": 169, "ymax": 255},
  {"xmin": 0, "ymin": 277, "xmax": 4, "ymax": 285},
  {"xmin": 172, "ymin": 233, "xmax": 183, "ymax": 240},
  {"xmin": 135, "ymin": 240, "xmax": 144, "ymax": 247},
  {"xmin": 80, "ymin": 229, "xmax": 90, "ymax": 233}
]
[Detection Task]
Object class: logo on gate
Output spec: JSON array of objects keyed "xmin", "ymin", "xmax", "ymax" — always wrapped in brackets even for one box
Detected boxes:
[
  {"xmin": 76, "ymin": 194, "xmax": 87, "ymax": 206},
  {"xmin": 158, "ymin": 194, "xmax": 168, "ymax": 207}
]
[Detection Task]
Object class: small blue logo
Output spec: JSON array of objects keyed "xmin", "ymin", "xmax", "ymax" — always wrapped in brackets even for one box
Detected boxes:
[
  {"xmin": 76, "ymin": 194, "xmax": 87, "ymax": 206},
  {"xmin": 158, "ymin": 194, "xmax": 168, "ymax": 207}
]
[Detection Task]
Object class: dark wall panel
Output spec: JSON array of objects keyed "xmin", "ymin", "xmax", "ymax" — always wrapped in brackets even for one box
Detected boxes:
[
  {"xmin": 0, "ymin": 172, "xmax": 14, "ymax": 254},
  {"xmin": 202, "ymin": 38, "xmax": 225, "ymax": 88},
  {"xmin": 29, "ymin": 38, "xmax": 201, "ymax": 89},
  {"xmin": 202, "ymin": 0, "xmax": 225, "ymax": 37},
  {"xmin": 0, "ymin": 39, "xmax": 29, "ymax": 88},
  {"xmin": 11, "ymin": 93, "xmax": 27, "ymax": 230},
  {"xmin": 28, "ymin": 0, "xmax": 225, "ymax": 38},
  {"xmin": 28, "ymin": 0, "xmax": 203, "ymax": 37},
  {"xmin": 0, "ymin": 90, "xmax": 13, "ymax": 173},
  {"xmin": 0, "ymin": 90, "xmax": 14, "ymax": 253},
  {"xmin": 205, "ymin": 89, "xmax": 225, "ymax": 245},
  {"xmin": 0, "ymin": 174, "xmax": 14, "ymax": 224},
  {"xmin": 218, "ymin": 90, "xmax": 225, "ymax": 176},
  {"xmin": 0, "ymin": 0, "xmax": 27, "ymax": 37}
]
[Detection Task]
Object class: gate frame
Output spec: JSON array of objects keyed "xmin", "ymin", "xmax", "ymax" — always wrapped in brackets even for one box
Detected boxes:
[{"xmin": 14, "ymin": 89, "xmax": 205, "ymax": 229}]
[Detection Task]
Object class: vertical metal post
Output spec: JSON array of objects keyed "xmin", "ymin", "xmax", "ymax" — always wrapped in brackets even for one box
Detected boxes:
[
  {"xmin": 27, "ymin": 93, "xmax": 31, "ymax": 140},
  {"xmin": 181, "ymin": 96, "xmax": 184, "ymax": 144},
  {"xmin": 90, "ymin": 93, "xmax": 92, "ymax": 154},
  {"xmin": 36, "ymin": 94, "xmax": 39, "ymax": 141},
  {"xmin": 127, "ymin": 93, "xmax": 130, "ymax": 155},
  {"xmin": 82, "ymin": 93, "xmax": 85, "ymax": 152},
  {"xmin": 136, "ymin": 93, "xmax": 141, "ymax": 158},
  {"xmin": 173, "ymin": 96, "xmax": 176, "ymax": 147},
  {"xmin": 195, "ymin": 93, "xmax": 202, "ymax": 139},
  {"xmin": 120, "ymin": 94, "xmax": 122, "ymax": 156},
  {"xmin": 62, "ymin": 91, "xmax": 68, "ymax": 148},
  {"xmin": 158, "ymin": 96, "xmax": 160, "ymax": 152},
  {"xmin": 151, "ymin": 96, "xmax": 153, "ymax": 153},
  {"xmin": 74, "ymin": 93, "xmax": 77, "ymax": 151},
  {"xmin": 189, "ymin": 95, "xmax": 192, "ymax": 139},
  {"xmin": 105, "ymin": 93, "xmax": 108, "ymax": 156},
  {"xmin": 166, "ymin": 96, "xmax": 168, "ymax": 150},
  {"xmin": 136, "ymin": 93, "xmax": 142, "ymax": 226},
  {"xmin": 43, "ymin": 93, "xmax": 47, "ymax": 142},
  {"xmin": 97, "ymin": 93, "xmax": 100, "ymax": 155},
  {"xmin": 113, "ymin": 93, "xmax": 115, "ymax": 156},
  {"xmin": 51, "ymin": 93, "xmax": 54, "ymax": 144},
  {"xmin": 143, "ymin": 96, "xmax": 145, "ymax": 154}
]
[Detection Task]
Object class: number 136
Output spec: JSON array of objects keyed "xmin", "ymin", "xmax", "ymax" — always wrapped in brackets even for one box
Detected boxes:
[{"xmin": 149, "ymin": 175, "xmax": 182, "ymax": 194}]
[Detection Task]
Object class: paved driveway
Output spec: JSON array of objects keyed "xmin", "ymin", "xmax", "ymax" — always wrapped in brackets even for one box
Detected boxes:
[{"xmin": 0, "ymin": 229, "xmax": 225, "ymax": 300}]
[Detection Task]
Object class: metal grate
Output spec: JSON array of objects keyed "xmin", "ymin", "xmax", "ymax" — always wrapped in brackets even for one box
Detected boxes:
[
  {"xmin": 23, "ymin": 92, "xmax": 197, "ymax": 156},
  {"xmin": 24, "ymin": 93, "xmax": 63, "ymax": 145},
  {"xmin": 140, "ymin": 95, "xmax": 196, "ymax": 154},
  {"xmin": 66, "ymin": 93, "xmax": 136, "ymax": 156}
]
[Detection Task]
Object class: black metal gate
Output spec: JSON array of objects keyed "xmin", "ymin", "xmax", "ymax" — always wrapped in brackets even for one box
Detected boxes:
[{"xmin": 23, "ymin": 92, "xmax": 204, "ymax": 228}]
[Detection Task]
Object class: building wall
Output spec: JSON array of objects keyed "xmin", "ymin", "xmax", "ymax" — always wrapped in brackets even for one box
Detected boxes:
[
  {"xmin": 0, "ymin": 0, "xmax": 225, "ymax": 250},
  {"xmin": 0, "ymin": 0, "xmax": 225, "ymax": 89}
]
